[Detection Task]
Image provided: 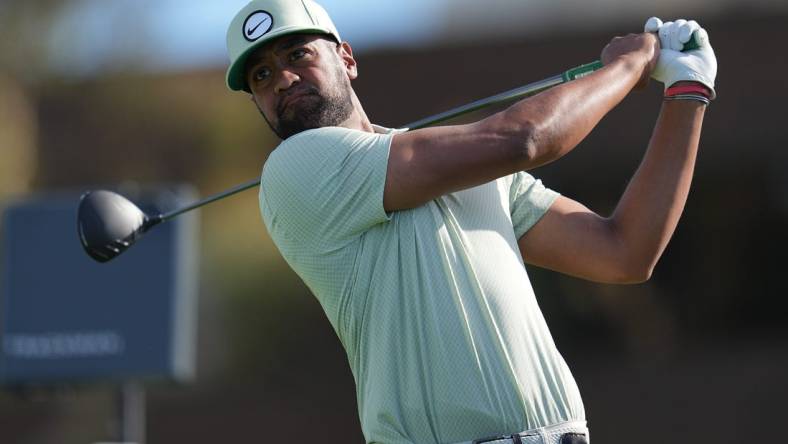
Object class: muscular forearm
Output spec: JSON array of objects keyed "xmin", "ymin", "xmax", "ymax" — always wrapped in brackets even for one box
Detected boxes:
[
  {"xmin": 482, "ymin": 54, "xmax": 647, "ymax": 169},
  {"xmin": 609, "ymin": 99, "xmax": 704, "ymax": 276}
]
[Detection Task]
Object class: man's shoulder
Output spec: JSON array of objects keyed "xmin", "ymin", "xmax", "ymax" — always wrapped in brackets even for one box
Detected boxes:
[
  {"xmin": 280, "ymin": 124, "xmax": 398, "ymax": 147},
  {"xmin": 274, "ymin": 126, "xmax": 351, "ymax": 152},
  {"xmin": 263, "ymin": 125, "xmax": 397, "ymax": 175},
  {"xmin": 259, "ymin": 125, "xmax": 394, "ymax": 247}
]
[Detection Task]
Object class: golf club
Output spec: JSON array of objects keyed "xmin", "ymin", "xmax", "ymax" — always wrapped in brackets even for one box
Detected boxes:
[{"xmin": 78, "ymin": 31, "xmax": 702, "ymax": 263}]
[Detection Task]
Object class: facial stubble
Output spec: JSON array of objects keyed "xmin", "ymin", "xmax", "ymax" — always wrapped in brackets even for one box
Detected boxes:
[{"xmin": 257, "ymin": 61, "xmax": 354, "ymax": 140}]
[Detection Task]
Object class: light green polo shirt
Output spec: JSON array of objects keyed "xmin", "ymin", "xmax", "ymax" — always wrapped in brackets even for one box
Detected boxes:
[{"xmin": 259, "ymin": 125, "xmax": 585, "ymax": 444}]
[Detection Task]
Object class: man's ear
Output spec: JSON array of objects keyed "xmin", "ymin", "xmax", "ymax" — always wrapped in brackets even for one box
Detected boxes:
[{"xmin": 337, "ymin": 41, "xmax": 358, "ymax": 80}]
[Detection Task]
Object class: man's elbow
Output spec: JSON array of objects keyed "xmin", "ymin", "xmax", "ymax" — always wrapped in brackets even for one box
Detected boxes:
[
  {"xmin": 610, "ymin": 258, "xmax": 656, "ymax": 284},
  {"xmin": 518, "ymin": 122, "xmax": 541, "ymax": 168},
  {"xmin": 477, "ymin": 115, "xmax": 541, "ymax": 168},
  {"xmin": 603, "ymin": 223, "xmax": 663, "ymax": 284}
]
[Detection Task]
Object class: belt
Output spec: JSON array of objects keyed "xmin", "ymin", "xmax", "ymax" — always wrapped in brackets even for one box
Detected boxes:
[{"xmin": 453, "ymin": 420, "xmax": 589, "ymax": 444}]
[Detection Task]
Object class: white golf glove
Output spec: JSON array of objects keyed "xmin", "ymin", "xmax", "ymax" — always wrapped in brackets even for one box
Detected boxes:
[{"xmin": 644, "ymin": 17, "xmax": 717, "ymax": 99}]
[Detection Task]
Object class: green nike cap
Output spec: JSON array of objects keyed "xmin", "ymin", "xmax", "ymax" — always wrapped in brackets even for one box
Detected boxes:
[{"xmin": 226, "ymin": 0, "xmax": 341, "ymax": 92}]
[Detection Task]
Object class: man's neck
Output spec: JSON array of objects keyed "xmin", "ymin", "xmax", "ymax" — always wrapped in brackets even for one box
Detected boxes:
[{"xmin": 339, "ymin": 93, "xmax": 374, "ymax": 133}]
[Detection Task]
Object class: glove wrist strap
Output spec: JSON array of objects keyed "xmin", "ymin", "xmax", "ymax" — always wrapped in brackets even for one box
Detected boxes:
[
  {"xmin": 665, "ymin": 83, "xmax": 712, "ymax": 100},
  {"xmin": 664, "ymin": 94, "xmax": 710, "ymax": 106}
]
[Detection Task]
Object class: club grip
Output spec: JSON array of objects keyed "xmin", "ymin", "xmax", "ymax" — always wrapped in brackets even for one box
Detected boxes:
[
  {"xmin": 562, "ymin": 28, "xmax": 706, "ymax": 82},
  {"xmin": 682, "ymin": 30, "xmax": 704, "ymax": 51},
  {"xmin": 562, "ymin": 60, "xmax": 604, "ymax": 82}
]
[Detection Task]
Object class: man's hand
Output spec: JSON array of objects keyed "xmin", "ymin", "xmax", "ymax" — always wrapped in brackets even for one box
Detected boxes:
[
  {"xmin": 644, "ymin": 18, "xmax": 718, "ymax": 98},
  {"xmin": 600, "ymin": 33, "xmax": 659, "ymax": 89}
]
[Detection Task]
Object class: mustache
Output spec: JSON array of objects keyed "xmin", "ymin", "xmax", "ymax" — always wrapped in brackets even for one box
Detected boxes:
[{"xmin": 276, "ymin": 86, "xmax": 321, "ymax": 117}]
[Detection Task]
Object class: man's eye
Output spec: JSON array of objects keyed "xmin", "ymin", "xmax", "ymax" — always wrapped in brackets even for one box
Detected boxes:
[
  {"xmin": 254, "ymin": 67, "xmax": 271, "ymax": 81},
  {"xmin": 289, "ymin": 49, "xmax": 308, "ymax": 61}
]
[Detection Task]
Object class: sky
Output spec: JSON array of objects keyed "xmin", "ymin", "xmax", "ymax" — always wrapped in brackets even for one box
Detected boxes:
[
  {"xmin": 43, "ymin": 0, "xmax": 788, "ymax": 76},
  {"xmin": 47, "ymin": 0, "xmax": 450, "ymax": 76}
]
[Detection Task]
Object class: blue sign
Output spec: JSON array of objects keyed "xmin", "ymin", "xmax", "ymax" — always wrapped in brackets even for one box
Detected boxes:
[{"xmin": 0, "ymin": 188, "xmax": 199, "ymax": 385}]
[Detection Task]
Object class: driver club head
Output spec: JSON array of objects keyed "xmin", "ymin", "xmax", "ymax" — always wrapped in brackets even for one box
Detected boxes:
[{"xmin": 77, "ymin": 190, "xmax": 158, "ymax": 263}]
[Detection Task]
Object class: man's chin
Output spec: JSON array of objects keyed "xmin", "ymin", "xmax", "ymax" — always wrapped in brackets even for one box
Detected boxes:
[
  {"xmin": 275, "ymin": 118, "xmax": 320, "ymax": 140},
  {"xmin": 279, "ymin": 106, "xmax": 304, "ymax": 122},
  {"xmin": 273, "ymin": 91, "xmax": 353, "ymax": 139},
  {"xmin": 278, "ymin": 94, "xmax": 318, "ymax": 118}
]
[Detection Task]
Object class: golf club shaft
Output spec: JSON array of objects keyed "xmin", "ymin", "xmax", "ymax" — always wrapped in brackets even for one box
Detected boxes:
[
  {"xmin": 405, "ymin": 61, "xmax": 602, "ymax": 129},
  {"xmin": 158, "ymin": 178, "xmax": 261, "ymax": 222},
  {"xmin": 156, "ymin": 60, "xmax": 604, "ymax": 222}
]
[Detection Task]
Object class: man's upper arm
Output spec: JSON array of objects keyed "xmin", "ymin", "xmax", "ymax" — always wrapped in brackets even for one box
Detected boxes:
[
  {"xmin": 384, "ymin": 121, "xmax": 532, "ymax": 211},
  {"xmin": 517, "ymin": 195, "xmax": 637, "ymax": 284}
]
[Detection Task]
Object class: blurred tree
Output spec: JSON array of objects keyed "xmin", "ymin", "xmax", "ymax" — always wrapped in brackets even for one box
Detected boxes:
[
  {"xmin": 0, "ymin": 0, "xmax": 163, "ymax": 84},
  {"xmin": 0, "ymin": 75, "xmax": 37, "ymax": 199},
  {"xmin": 0, "ymin": 0, "xmax": 70, "ymax": 84}
]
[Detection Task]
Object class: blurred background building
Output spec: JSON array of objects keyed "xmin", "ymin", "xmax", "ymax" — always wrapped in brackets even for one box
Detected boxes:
[{"xmin": 1, "ymin": 1, "xmax": 786, "ymax": 443}]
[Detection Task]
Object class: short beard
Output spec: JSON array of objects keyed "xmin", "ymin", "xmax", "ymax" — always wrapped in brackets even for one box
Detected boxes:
[{"xmin": 260, "ymin": 65, "xmax": 354, "ymax": 140}]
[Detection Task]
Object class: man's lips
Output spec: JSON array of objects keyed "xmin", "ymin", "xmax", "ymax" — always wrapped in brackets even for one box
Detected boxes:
[{"xmin": 278, "ymin": 91, "xmax": 315, "ymax": 113}]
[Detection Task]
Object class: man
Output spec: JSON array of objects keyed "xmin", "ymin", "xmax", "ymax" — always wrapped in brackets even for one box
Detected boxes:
[{"xmin": 225, "ymin": 1, "xmax": 716, "ymax": 443}]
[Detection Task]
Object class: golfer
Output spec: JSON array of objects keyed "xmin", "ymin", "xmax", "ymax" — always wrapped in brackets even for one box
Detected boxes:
[{"xmin": 225, "ymin": 1, "xmax": 717, "ymax": 443}]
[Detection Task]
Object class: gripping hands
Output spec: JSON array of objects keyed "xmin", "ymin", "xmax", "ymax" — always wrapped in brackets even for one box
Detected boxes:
[{"xmin": 645, "ymin": 17, "xmax": 717, "ymax": 99}]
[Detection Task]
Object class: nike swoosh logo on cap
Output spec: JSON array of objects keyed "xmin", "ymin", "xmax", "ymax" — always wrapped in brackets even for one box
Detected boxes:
[{"xmin": 246, "ymin": 17, "xmax": 270, "ymax": 36}]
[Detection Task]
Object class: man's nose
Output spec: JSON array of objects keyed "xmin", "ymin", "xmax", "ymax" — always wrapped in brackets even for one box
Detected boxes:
[{"xmin": 273, "ymin": 69, "xmax": 301, "ymax": 94}]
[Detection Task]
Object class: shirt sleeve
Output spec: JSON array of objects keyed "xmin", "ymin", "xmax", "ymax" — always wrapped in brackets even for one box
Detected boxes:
[
  {"xmin": 260, "ymin": 126, "xmax": 392, "ymax": 248},
  {"xmin": 509, "ymin": 171, "xmax": 560, "ymax": 239}
]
